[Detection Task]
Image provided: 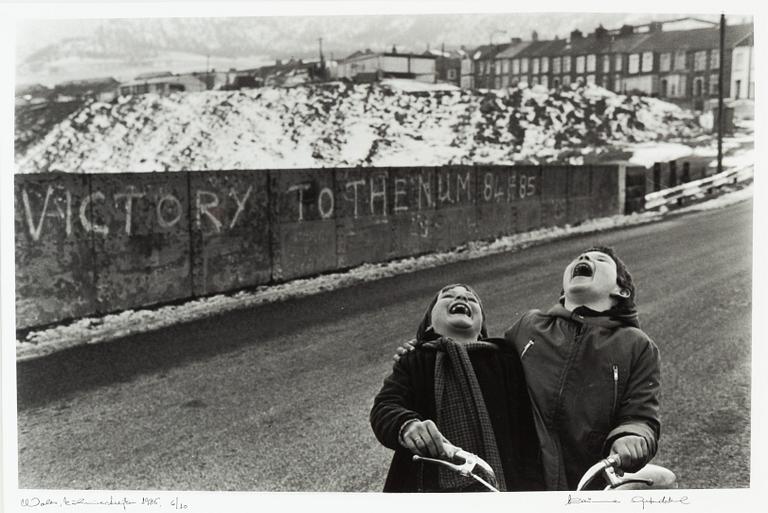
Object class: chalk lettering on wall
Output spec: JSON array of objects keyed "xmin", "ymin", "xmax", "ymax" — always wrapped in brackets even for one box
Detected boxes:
[
  {"xmin": 370, "ymin": 176, "xmax": 387, "ymax": 217},
  {"xmin": 196, "ymin": 190, "xmax": 222, "ymax": 232},
  {"xmin": 114, "ymin": 186, "xmax": 146, "ymax": 235},
  {"xmin": 418, "ymin": 175, "xmax": 432, "ymax": 210},
  {"xmin": 19, "ymin": 184, "xmax": 259, "ymax": 240},
  {"xmin": 483, "ymin": 173, "xmax": 494, "ymax": 202},
  {"xmin": 519, "ymin": 173, "xmax": 536, "ymax": 199},
  {"xmin": 318, "ymin": 187, "xmax": 334, "ymax": 219},
  {"xmin": 229, "ymin": 186, "xmax": 253, "ymax": 229},
  {"xmin": 22, "ymin": 186, "xmax": 52, "ymax": 241},
  {"xmin": 287, "ymin": 183, "xmax": 311, "ymax": 222},
  {"xmin": 345, "ymin": 179, "xmax": 366, "ymax": 219},
  {"xmin": 438, "ymin": 174, "xmax": 453, "ymax": 204},
  {"xmin": 457, "ymin": 171, "xmax": 470, "ymax": 203},
  {"xmin": 507, "ymin": 174, "xmax": 517, "ymax": 201},
  {"xmin": 80, "ymin": 192, "xmax": 108, "ymax": 235},
  {"xmin": 157, "ymin": 194, "xmax": 183, "ymax": 229},
  {"xmin": 393, "ymin": 178, "xmax": 408, "ymax": 213}
]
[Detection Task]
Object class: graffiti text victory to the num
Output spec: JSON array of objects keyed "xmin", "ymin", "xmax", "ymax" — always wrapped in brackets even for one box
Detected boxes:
[
  {"xmin": 20, "ymin": 185, "xmax": 253, "ymax": 240},
  {"xmin": 284, "ymin": 169, "xmax": 538, "ymax": 222}
]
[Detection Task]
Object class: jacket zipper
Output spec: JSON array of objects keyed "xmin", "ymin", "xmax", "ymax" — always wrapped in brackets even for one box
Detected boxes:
[
  {"xmin": 555, "ymin": 323, "xmax": 584, "ymax": 415},
  {"xmin": 611, "ymin": 364, "xmax": 619, "ymax": 417},
  {"xmin": 521, "ymin": 339, "xmax": 535, "ymax": 359}
]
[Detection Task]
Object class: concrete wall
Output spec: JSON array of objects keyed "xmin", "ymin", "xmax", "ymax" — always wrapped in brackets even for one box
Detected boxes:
[{"xmin": 15, "ymin": 164, "xmax": 624, "ymax": 330}]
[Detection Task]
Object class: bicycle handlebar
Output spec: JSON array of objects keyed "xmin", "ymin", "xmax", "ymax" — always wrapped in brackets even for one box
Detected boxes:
[
  {"xmin": 576, "ymin": 455, "xmax": 655, "ymax": 491},
  {"xmin": 412, "ymin": 444, "xmax": 500, "ymax": 492}
]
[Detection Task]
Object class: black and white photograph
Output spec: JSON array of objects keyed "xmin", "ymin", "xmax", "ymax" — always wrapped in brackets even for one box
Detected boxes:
[{"xmin": 1, "ymin": 1, "xmax": 765, "ymax": 511}]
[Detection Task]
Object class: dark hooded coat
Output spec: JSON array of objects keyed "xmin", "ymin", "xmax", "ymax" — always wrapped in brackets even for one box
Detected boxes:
[{"xmin": 503, "ymin": 303, "xmax": 661, "ymax": 490}]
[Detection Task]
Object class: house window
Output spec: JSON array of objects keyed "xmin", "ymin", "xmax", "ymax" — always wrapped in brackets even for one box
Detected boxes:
[
  {"xmin": 709, "ymin": 73, "xmax": 719, "ymax": 95},
  {"xmin": 674, "ymin": 50, "xmax": 686, "ymax": 70},
  {"xmin": 710, "ymin": 50, "xmax": 720, "ymax": 69},
  {"xmin": 521, "ymin": 58, "xmax": 529, "ymax": 73},
  {"xmin": 587, "ymin": 74, "xmax": 596, "ymax": 85},
  {"xmin": 562, "ymin": 75, "xmax": 571, "ymax": 85},
  {"xmin": 495, "ymin": 60, "xmax": 502, "ymax": 74},
  {"xmin": 532, "ymin": 76, "xmax": 540, "ymax": 85},
  {"xmin": 615, "ymin": 54, "xmax": 623, "ymax": 71},
  {"xmin": 502, "ymin": 60, "xmax": 509, "ymax": 74},
  {"xmin": 576, "ymin": 55, "xmax": 585, "ymax": 73},
  {"xmin": 532, "ymin": 58, "xmax": 540, "ymax": 74},
  {"xmin": 733, "ymin": 51, "xmax": 745, "ymax": 70},
  {"xmin": 641, "ymin": 52, "xmax": 653, "ymax": 72},
  {"xmin": 670, "ymin": 83, "xmax": 676, "ymax": 97},
  {"xmin": 660, "ymin": 52, "xmax": 671, "ymax": 72},
  {"xmin": 541, "ymin": 57, "xmax": 549, "ymax": 73},
  {"xmin": 613, "ymin": 74, "xmax": 622, "ymax": 93},
  {"xmin": 563, "ymin": 56, "xmax": 571, "ymax": 73},
  {"xmin": 602, "ymin": 55, "xmax": 611, "ymax": 73},
  {"xmin": 447, "ymin": 68, "xmax": 457, "ymax": 80},
  {"xmin": 628, "ymin": 54, "xmax": 640, "ymax": 74},
  {"xmin": 694, "ymin": 50, "xmax": 707, "ymax": 71},
  {"xmin": 694, "ymin": 77, "xmax": 704, "ymax": 97},
  {"xmin": 586, "ymin": 54, "xmax": 596, "ymax": 72},
  {"xmin": 541, "ymin": 75, "xmax": 549, "ymax": 88},
  {"xmin": 552, "ymin": 56, "xmax": 561, "ymax": 74},
  {"xmin": 512, "ymin": 59, "xmax": 520, "ymax": 75}
]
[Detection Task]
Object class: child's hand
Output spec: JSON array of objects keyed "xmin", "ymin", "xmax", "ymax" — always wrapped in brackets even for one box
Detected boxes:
[
  {"xmin": 610, "ymin": 435, "xmax": 650, "ymax": 474},
  {"xmin": 392, "ymin": 339, "xmax": 418, "ymax": 363},
  {"xmin": 400, "ymin": 419, "xmax": 451, "ymax": 459}
]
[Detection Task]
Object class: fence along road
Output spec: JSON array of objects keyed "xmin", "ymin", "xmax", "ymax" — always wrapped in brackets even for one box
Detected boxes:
[{"xmin": 16, "ymin": 198, "xmax": 752, "ymax": 491}]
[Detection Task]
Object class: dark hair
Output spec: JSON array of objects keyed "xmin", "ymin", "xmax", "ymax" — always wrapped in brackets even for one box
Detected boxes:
[
  {"xmin": 584, "ymin": 245, "xmax": 636, "ymax": 311},
  {"xmin": 415, "ymin": 283, "xmax": 489, "ymax": 342}
]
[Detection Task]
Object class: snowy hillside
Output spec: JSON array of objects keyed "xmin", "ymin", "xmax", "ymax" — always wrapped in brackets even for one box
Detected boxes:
[{"xmin": 15, "ymin": 81, "xmax": 705, "ymax": 174}]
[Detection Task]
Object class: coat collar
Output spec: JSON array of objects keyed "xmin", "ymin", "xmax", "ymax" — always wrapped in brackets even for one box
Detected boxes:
[{"xmin": 547, "ymin": 301, "xmax": 641, "ymax": 329}]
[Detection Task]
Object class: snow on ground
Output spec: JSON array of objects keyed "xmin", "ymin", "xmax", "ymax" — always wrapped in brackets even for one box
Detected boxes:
[
  {"xmin": 380, "ymin": 78, "xmax": 460, "ymax": 92},
  {"xmin": 710, "ymin": 147, "xmax": 755, "ymax": 169},
  {"xmin": 16, "ymin": 181, "xmax": 753, "ymax": 361},
  {"xmin": 627, "ymin": 142, "xmax": 695, "ymax": 167},
  {"xmin": 16, "ymin": 81, "xmax": 705, "ymax": 173}
]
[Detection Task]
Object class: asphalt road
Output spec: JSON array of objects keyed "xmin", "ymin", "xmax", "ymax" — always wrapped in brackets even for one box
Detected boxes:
[{"xmin": 16, "ymin": 199, "xmax": 753, "ymax": 491}]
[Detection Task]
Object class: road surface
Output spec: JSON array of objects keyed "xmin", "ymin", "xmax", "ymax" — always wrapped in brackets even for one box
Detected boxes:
[{"xmin": 17, "ymin": 199, "xmax": 752, "ymax": 491}]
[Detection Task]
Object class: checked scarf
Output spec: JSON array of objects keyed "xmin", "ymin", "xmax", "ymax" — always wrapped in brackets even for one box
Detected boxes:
[{"xmin": 432, "ymin": 337, "xmax": 506, "ymax": 491}]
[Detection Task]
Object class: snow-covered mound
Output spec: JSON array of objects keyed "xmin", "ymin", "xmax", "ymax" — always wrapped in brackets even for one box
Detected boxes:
[{"xmin": 15, "ymin": 81, "xmax": 704, "ymax": 174}]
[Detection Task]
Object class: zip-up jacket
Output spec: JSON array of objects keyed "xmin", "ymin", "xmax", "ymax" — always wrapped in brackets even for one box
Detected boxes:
[{"xmin": 503, "ymin": 303, "xmax": 661, "ymax": 490}]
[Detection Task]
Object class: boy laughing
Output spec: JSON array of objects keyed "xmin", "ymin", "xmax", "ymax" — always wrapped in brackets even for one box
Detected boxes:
[{"xmin": 504, "ymin": 246, "xmax": 663, "ymax": 489}]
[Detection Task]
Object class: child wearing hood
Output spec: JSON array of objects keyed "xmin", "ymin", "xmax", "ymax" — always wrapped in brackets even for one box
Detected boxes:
[
  {"xmin": 394, "ymin": 247, "xmax": 673, "ymax": 490},
  {"xmin": 503, "ymin": 246, "xmax": 666, "ymax": 490},
  {"xmin": 370, "ymin": 284, "xmax": 544, "ymax": 492}
]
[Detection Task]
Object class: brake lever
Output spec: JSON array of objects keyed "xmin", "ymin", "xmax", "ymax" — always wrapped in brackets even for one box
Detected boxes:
[
  {"xmin": 576, "ymin": 455, "xmax": 654, "ymax": 491},
  {"xmin": 413, "ymin": 447, "xmax": 499, "ymax": 492},
  {"xmin": 604, "ymin": 465, "xmax": 654, "ymax": 489}
]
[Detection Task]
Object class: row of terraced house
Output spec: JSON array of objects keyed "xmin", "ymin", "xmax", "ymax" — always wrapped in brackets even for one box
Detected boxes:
[
  {"xmin": 334, "ymin": 18, "xmax": 753, "ymax": 109},
  {"xmin": 455, "ymin": 19, "xmax": 754, "ymax": 108}
]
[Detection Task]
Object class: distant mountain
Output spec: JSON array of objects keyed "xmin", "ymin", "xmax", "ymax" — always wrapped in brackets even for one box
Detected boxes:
[{"xmin": 16, "ymin": 12, "xmax": 732, "ymax": 86}]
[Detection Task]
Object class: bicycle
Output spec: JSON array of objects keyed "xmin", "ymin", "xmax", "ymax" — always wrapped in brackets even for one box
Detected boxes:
[{"xmin": 414, "ymin": 445, "xmax": 676, "ymax": 492}]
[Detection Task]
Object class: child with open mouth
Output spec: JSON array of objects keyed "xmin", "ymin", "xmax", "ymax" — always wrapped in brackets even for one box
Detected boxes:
[{"xmin": 370, "ymin": 283, "xmax": 545, "ymax": 492}]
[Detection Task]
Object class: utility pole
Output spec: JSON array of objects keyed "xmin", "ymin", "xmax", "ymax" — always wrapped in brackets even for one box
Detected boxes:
[
  {"xmin": 204, "ymin": 53, "xmax": 212, "ymax": 90},
  {"xmin": 318, "ymin": 37, "xmax": 326, "ymax": 80},
  {"xmin": 717, "ymin": 14, "xmax": 725, "ymax": 174}
]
